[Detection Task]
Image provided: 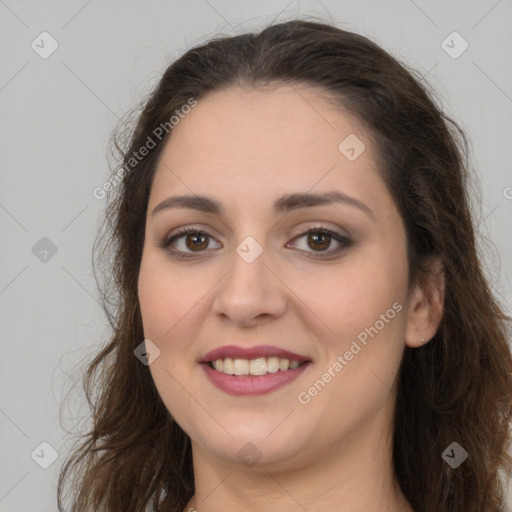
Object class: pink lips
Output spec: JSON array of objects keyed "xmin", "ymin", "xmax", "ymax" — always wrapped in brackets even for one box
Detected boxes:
[{"xmin": 200, "ymin": 344, "xmax": 312, "ymax": 396}]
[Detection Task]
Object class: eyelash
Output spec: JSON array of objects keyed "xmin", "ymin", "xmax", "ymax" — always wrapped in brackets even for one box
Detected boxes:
[{"xmin": 158, "ymin": 225, "xmax": 353, "ymax": 260}]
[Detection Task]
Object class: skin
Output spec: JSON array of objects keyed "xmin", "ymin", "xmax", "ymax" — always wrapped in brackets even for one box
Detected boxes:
[{"xmin": 137, "ymin": 84, "xmax": 444, "ymax": 512}]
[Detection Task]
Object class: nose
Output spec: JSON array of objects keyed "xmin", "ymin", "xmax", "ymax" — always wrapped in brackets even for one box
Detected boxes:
[{"xmin": 211, "ymin": 240, "xmax": 287, "ymax": 327}]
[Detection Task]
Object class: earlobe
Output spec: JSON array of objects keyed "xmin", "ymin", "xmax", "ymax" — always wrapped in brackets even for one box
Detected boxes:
[{"xmin": 404, "ymin": 258, "xmax": 445, "ymax": 349}]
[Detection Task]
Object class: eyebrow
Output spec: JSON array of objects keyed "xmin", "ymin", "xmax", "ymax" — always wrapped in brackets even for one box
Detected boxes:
[{"xmin": 151, "ymin": 191, "xmax": 375, "ymax": 220}]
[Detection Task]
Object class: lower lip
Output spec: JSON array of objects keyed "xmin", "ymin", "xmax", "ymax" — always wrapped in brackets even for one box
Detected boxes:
[{"xmin": 201, "ymin": 362, "xmax": 311, "ymax": 396}]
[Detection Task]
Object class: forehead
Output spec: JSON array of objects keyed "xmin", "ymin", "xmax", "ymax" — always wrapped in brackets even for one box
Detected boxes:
[
  {"xmin": 150, "ymin": 84, "xmax": 387, "ymax": 214},
  {"xmin": 163, "ymin": 84, "xmax": 369, "ymax": 163}
]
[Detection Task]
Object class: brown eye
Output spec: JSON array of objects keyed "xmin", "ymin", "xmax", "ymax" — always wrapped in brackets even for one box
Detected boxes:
[
  {"xmin": 160, "ymin": 226, "xmax": 352, "ymax": 260},
  {"xmin": 306, "ymin": 232, "xmax": 332, "ymax": 251},
  {"xmin": 289, "ymin": 227, "xmax": 352, "ymax": 257},
  {"xmin": 161, "ymin": 228, "xmax": 221, "ymax": 257},
  {"xmin": 184, "ymin": 232, "xmax": 209, "ymax": 251}
]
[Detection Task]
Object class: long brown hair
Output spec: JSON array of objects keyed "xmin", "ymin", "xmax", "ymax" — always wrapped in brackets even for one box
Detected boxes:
[{"xmin": 58, "ymin": 17, "xmax": 512, "ymax": 512}]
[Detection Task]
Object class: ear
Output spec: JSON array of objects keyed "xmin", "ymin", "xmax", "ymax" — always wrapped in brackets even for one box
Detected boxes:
[{"xmin": 404, "ymin": 257, "xmax": 445, "ymax": 348}]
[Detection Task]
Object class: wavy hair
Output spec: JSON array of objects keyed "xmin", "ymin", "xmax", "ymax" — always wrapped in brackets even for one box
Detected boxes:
[{"xmin": 58, "ymin": 17, "xmax": 512, "ymax": 512}]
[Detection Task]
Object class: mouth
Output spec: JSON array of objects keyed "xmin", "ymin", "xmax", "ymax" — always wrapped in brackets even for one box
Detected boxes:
[
  {"xmin": 200, "ymin": 344, "xmax": 312, "ymax": 376},
  {"xmin": 205, "ymin": 357, "xmax": 309, "ymax": 376},
  {"xmin": 199, "ymin": 344, "xmax": 312, "ymax": 395}
]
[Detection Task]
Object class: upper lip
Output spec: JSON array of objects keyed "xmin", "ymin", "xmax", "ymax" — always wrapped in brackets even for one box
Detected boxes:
[{"xmin": 201, "ymin": 344, "xmax": 312, "ymax": 363}]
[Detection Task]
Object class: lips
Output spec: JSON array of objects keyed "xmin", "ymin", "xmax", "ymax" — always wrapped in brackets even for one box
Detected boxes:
[
  {"xmin": 201, "ymin": 344, "xmax": 311, "ymax": 363},
  {"xmin": 199, "ymin": 344, "xmax": 313, "ymax": 395},
  {"xmin": 202, "ymin": 361, "xmax": 311, "ymax": 395}
]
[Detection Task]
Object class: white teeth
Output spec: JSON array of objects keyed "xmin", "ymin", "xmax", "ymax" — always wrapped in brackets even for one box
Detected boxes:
[
  {"xmin": 249, "ymin": 357, "xmax": 267, "ymax": 376},
  {"xmin": 223, "ymin": 358, "xmax": 234, "ymax": 375},
  {"xmin": 266, "ymin": 357, "xmax": 280, "ymax": 373},
  {"xmin": 233, "ymin": 359, "xmax": 249, "ymax": 375},
  {"xmin": 211, "ymin": 357, "xmax": 306, "ymax": 376},
  {"xmin": 279, "ymin": 358, "xmax": 289, "ymax": 371}
]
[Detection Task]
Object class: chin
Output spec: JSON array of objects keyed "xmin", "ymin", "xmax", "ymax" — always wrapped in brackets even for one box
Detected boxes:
[{"xmin": 188, "ymin": 417, "xmax": 314, "ymax": 469}]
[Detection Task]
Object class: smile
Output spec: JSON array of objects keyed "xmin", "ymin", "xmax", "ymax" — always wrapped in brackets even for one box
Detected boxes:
[
  {"xmin": 208, "ymin": 357, "xmax": 307, "ymax": 376},
  {"xmin": 201, "ymin": 359, "xmax": 312, "ymax": 396}
]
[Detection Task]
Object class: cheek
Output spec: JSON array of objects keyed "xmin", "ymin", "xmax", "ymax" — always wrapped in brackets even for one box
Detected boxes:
[
  {"xmin": 138, "ymin": 251, "xmax": 201, "ymax": 340},
  {"xmin": 298, "ymin": 251, "xmax": 407, "ymax": 346},
  {"xmin": 138, "ymin": 255, "xmax": 205, "ymax": 429},
  {"xmin": 298, "ymin": 248, "xmax": 409, "ymax": 401}
]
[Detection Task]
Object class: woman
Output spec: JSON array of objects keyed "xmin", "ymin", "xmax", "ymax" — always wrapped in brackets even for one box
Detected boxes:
[{"xmin": 58, "ymin": 18, "xmax": 512, "ymax": 512}]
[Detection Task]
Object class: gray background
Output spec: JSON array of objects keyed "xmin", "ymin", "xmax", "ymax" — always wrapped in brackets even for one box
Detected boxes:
[{"xmin": 1, "ymin": 1, "xmax": 511, "ymax": 510}]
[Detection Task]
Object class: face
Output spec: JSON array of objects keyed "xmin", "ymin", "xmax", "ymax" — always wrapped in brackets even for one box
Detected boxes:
[{"xmin": 138, "ymin": 84, "xmax": 413, "ymax": 471}]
